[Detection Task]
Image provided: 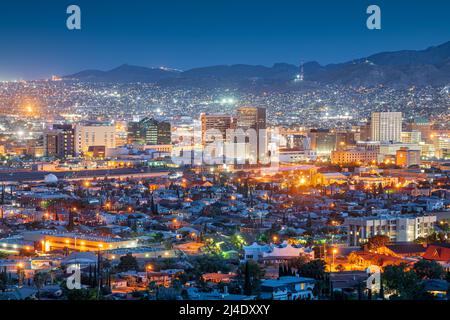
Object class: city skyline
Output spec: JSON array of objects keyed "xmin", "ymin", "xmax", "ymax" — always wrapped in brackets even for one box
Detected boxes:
[{"xmin": 0, "ymin": 0, "xmax": 449, "ymax": 306}]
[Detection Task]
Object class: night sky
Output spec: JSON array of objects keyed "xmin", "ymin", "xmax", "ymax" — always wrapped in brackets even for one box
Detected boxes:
[{"xmin": 0, "ymin": 0, "xmax": 449, "ymax": 80}]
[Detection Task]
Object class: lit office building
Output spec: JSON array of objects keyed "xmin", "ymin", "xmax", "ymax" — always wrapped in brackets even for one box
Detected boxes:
[
  {"xmin": 234, "ymin": 107, "xmax": 267, "ymax": 164},
  {"xmin": 200, "ymin": 113, "xmax": 235, "ymax": 145},
  {"xmin": 308, "ymin": 129, "xmax": 336, "ymax": 155},
  {"xmin": 371, "ymin": 112, "xmax": 402, "ymax": 142},
  {"xmin": 406, "ymin": 117, "xmax": 433, "ymax": 143},
  {"xmin": 401, "ymin": 131, "xmax": 422, "ymax": 144},
  {"xmin": 396, "ymin": 147, "xmax": 421, "ymax": 167},
  {"xmin": 127, "ymin": 118, "xmax": 171, "ymax": 146},
  {"xmin": 44, "ymin": 124, "xmax": 75, "ymax": 158},
  {"xmin": 75, "ymin": 122, "xmax": 116, "ymax": 156}
]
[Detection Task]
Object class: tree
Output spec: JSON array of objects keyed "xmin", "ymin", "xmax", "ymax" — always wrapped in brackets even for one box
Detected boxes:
[
  {"xmin": 33, "ymin": 272, "xmax": 48, "ymax": 300},
  {"xmin": 157, "ymin": 287, "xmax": 178, "ymax": 300},
  {"xmin": 335, "ymin": 264, "xmax": 345, "ymax": 272},
  {"xmin": 150, "ymin": 195, "xmax": 158, "ymax": 215},
  {"xmin": 296, "ymin": 259, "xmax": 327, "ymax": 297},
  {"xmin": 383, "ymin": 264, "xmax": 432, "ymax": 300},
  {"xmin": 0, "ymin": 267, "xmax": 8, "ymax": 292},
  {"xmin": 238, "ymin": 260, "xmax": 264, "ymax": 296},
  {"xmin": 147, "ymin": 281, "xmax": 158, "ymax": 295},
  {"xmin": 230, "ymin": 234, "xmax": 247, "ymax": 250},
  {"xmin": 152, "ymin": 232, "xmax": 164, "ymax": 243},
  {"xmin": 289, "ymin": 256, "xmax": 309, "ymax": 269},
  {"xmin": 425, "ymin": 232, "xmax": 447, "ymax": 244},
  {"xmin": 413, "ymin": 260, "xmax": 444, "ymax": 280},
  {"xmin": 297, "ymin": 259, "xmax": 326, "ymax": 280},
  {"xmin": 243, "ymin": 262, "xmax": 252, "ymax": 295},
  {"xmin": 65, "ymin": 288, "xmax": 99, "ymax": 300},
  {"xmin": 189, "ymin": 255, "xmax": 231, "ymax": 275},
  {"xmin": 367, "ymin": 235, "xmax": 390, "ymax": 250},
  {"xmin": 117, "ymin": 253, "xmax": 139, "ymax": 272}
]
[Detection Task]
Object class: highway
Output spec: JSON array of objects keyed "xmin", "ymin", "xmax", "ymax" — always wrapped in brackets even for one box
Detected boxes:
[{"xmin": 0, "ymin": 167, "xmax": 171, "ymax": 183}]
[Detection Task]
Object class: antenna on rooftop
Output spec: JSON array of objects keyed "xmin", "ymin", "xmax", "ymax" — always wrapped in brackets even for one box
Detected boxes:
[
  {"xmin": 300, "ymin": 60, "xmax": 304, "ymax": 81},
  {"xmin": 295, "ymin": 60, "xmax": 304, "ymax": 82}
]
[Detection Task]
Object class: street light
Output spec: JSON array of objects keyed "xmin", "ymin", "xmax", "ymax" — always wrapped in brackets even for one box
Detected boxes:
[
  {"xmin": 332, "ymin": 248, "xmax": 338, "ymax": 272},
  {"xmin": 16, "ymin": 263, "xmax": 24, "ymax": 286}
]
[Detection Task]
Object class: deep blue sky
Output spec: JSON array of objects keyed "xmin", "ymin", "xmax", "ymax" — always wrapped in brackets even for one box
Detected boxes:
[{"xmin": 0, "ymin": 0, "xmax": 449, "ymax": 80}]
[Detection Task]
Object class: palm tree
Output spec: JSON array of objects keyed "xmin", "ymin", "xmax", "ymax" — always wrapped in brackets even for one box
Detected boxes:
[{"xmin": 33, "ymin": 271, "xmax": 48, "ymax": 300}]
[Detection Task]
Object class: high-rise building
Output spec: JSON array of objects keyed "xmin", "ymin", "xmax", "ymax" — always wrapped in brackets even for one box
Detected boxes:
[
  {"xmin": 44, "ymin": 124, "xmax": 75, "ymax": 158},
  {"xmin": 236, "ymin": 107, "xmax": 266, "ymax": 131},
  {"xmin": 336, "ymin": 130, "xmax": 356, "ymax": 150},
  {"xmin": 356, "ymin": 122, "xmax": 371, "ymax": 141},
  {"xmin": 127, "ymin": 118, "xmax": 171, "ymax": 146},
  {"xmin": 396, "ymin": 147, "xmax": 421, "ymax": 167},
  {"xmin": 430, "ymin": 131, "xmax": 450, "ymax": 159},
  {"xmin": 308, "ymin": 129, "xmax": 336, "ymax": 155},
  {"xmin": 44, "ymin": 131, "xmax": 59, "ymax": 158},
  {"xmin": 406, "ymin": 117, "xmax": 433, "ymax": 143},
  {"xmin": 75, "ymin": 122, "xmax": 116, "ymax": 156},
  {"xmin": 235, "ymin": 107, "xmax": 267, "ymax": 164},
  {"xmin": 115, "ymin": 121, "xmax": 128, "ymax": 147},
  {"xmin": 287, "ymin": 134, "xmax": 310, "ymax": 150},
  {"xmin": 370, "ymin": 112, "xmax": 402, "ymax": 142},
  {"xmin": 200, "ymin": 113, "xmax": 235, "ymax": 146}
]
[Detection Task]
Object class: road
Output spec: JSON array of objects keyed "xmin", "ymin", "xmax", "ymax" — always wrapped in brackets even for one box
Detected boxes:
[{"xmin": 0, "ymin": 167, "xmax": 171, "ymax": 183}]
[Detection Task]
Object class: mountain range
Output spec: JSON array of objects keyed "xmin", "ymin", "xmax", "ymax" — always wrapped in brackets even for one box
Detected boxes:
[{"xmin": 63, "ymin": 41, "xmax": 450, "ymax": 88}]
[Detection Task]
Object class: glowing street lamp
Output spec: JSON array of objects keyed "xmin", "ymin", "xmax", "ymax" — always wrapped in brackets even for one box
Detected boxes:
[{"xmin": 332, "ymin": 248, "xmax": 338, "ymax": 272}]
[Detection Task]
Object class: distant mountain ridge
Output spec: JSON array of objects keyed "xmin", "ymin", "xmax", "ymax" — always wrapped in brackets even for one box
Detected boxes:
[
  {"xmin": 66, "ymin": 64, "xmax": 181, "ymax": 83},
  {"xmin": 63, "ymin": 41, "xmax": 450, "ymax": 88}
]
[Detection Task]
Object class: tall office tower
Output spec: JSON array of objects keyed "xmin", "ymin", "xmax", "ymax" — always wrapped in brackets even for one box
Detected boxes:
[
  {"xmin": 235, "ymin": 107, "xmax": 267, "ymax": 164},
  {"xmin": 308, "ymin": 129, "xmax": 336, "ymax": 155},
  {"xmin": 370, "ymin": 112, "xmax": 402, "ymax": 142},
  {"xmin": 53, "ymin": 124, "xmax": 75, "ymax": 158},
  {"xmin": 75, "ymin": 122, "xmax": 116, "ymax": 156},
  {"xmin": 44, "ymin": 131, "xmax": 60, "ymax": 157},
  {"xmin": 406, "ymin": 117, "xmax": 433, "ymax": 143},
  {"xmin": 127, "ymin": 118, "xmax": 171, "ymax": 146},
  {"xmin": 287, "ymin": 134, "xmax": 310, "ymax": 150},
  {"xmin": 200, "ymin": 113, "xmax": 235, "ymax": 145},
  {"xmin": 355, "ymin": 122, "xmax": 371, "ymax": 141},
  {"xmin": 115, "ymin": 121, "xmax": 128, "ymax": 147},
  {"xmin": 44, "ymin": 124, "xmax": 75, "ymax": 158},
  {"xmin": 336, "ymin": 130, "xmax": 356, "ymax": 150},
  {"xmin": 236, "ymin": 107, "xmax": 266, "ymax": 131}
]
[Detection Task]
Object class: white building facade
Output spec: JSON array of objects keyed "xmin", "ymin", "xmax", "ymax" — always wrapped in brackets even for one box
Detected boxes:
[
  {"xmin": 75, "ymin": 123, "xmax": 116, "ymax": 156},
  {"xmin": 345, "ymin": 215, "xmax": 436, "ymax": 246}
]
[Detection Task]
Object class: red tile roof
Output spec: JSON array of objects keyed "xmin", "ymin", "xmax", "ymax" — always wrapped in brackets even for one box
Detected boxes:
[{"xmin": 423, "ymin": 245, "xmax": 450, "ymax": 262}]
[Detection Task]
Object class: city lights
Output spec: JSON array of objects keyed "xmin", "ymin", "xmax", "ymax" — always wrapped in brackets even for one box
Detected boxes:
[{"xmin": 0, "ymin": 2, "xmax": 447, "ymax": 306}]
